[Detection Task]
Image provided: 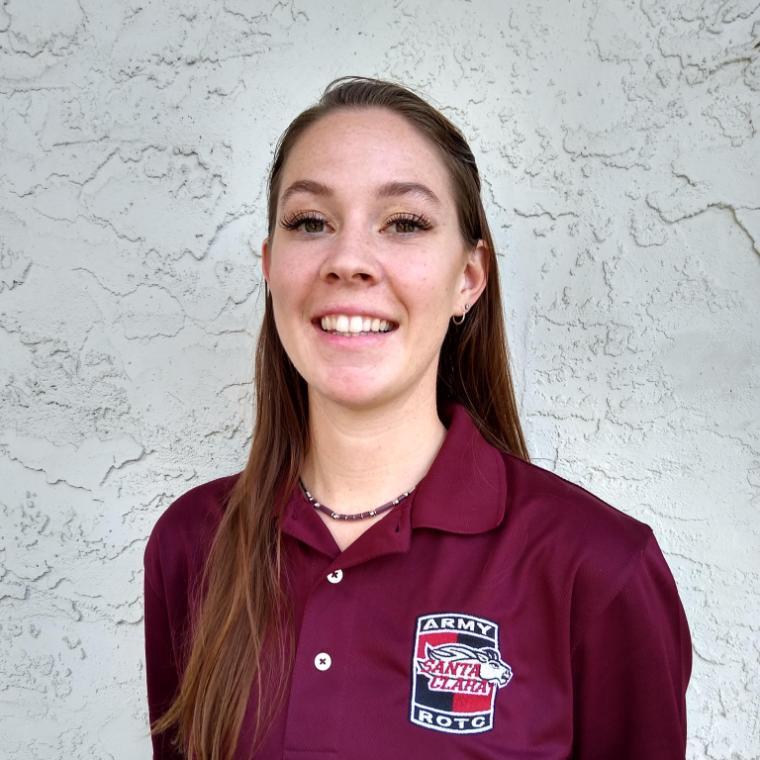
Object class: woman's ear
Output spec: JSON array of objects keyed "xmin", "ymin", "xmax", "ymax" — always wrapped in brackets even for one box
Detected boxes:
[
  {"xmin": 261, "ymin": 237, "xmax": 270, "ymax": 283},
  {"xmin": 460, "ymin": 239, "xmax": 489, "ymax": 306}
]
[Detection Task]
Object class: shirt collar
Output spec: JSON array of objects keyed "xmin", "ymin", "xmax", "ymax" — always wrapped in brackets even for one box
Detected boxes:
[
  {"xmin": 409, "ymin": 401, "xmax": 507, "ymax": 534},
  {"xmin": 278, "ymin": 401, "xmax": 508, "ymax": 557}
]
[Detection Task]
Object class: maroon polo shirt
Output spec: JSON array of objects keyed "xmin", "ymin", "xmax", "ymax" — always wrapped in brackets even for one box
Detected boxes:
[{"xmin": 144, "ymin": 403, "xmax": 691, "ymax": 759}]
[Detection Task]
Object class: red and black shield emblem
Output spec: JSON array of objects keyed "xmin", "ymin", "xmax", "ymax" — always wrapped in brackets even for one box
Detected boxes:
[{"xmin": 410, "ymin": 612, "xmax": 513, "ymax": 734}]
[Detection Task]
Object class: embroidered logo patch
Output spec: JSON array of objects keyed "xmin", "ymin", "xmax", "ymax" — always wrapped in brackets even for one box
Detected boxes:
[{"xmin": 410, "ymin": 612, "xmax": 513, "ymax": 734}]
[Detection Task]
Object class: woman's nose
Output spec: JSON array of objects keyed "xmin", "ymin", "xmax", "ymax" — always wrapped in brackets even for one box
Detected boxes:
[{"xmin": 318, "ymin": 225, "xmax": 380, "ymax": 284}]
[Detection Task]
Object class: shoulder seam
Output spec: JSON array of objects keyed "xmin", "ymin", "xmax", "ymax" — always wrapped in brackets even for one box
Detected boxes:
[{"xmin": 570, "ymin": 527, "xmax": 656, "ymax": 654}]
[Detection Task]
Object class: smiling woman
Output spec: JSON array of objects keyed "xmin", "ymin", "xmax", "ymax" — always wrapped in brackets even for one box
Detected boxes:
[
  {"xmin": 143, "ymin": 77, "xmax": 691, "ymax": 760},
  {"xmin": 262, "ymin": 105, "xmax": 487, "ymax": 441}
]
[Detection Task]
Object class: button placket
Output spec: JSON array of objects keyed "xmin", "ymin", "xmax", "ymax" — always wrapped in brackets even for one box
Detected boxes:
[{"xmin": 283, "ymin": 564, "xmax": 358, "ymax": 755}]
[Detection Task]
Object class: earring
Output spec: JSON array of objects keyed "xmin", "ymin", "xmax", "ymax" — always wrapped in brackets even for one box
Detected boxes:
[{"xmin": 452, "ymin": 303, "xmax": 470, "ymax": 325}]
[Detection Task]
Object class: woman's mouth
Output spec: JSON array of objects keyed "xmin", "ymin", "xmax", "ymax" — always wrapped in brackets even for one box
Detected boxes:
[{"xmin": 315, "ymin": 314, "xmax": 399, "ymax": 337}]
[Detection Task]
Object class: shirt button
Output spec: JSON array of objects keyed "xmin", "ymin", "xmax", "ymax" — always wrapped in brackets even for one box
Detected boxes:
[
  {"xmin": 326, "ymin": 569, "xmax": 343, "ymax": 584},
  {"xmin": 314, "ymin": 652, "xmax": 332, "ymax": 671}
]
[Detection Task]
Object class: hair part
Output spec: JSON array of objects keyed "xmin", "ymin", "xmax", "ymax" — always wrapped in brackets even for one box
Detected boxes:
[{"xmin": 150, "ymin": 75, "xmax": 530, "ymax": 759}]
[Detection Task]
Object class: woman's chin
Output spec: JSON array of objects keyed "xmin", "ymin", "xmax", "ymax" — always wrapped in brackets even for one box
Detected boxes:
[{"xmin": 308, "ymin": 378, "xmax": 400, "ymax": 412}]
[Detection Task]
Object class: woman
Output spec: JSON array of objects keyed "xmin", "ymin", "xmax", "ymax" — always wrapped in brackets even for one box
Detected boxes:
[{"xmin": 144, "ymin": 76, "xmax": 691, "ymax": 759}]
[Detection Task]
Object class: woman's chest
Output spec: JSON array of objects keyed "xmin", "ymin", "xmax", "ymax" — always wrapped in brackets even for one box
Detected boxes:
[{"xmin": 250, "ymin": 535, "xmax": 576, "ymax": 760}]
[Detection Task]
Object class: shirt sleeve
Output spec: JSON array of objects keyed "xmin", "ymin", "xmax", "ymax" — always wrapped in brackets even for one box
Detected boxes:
[
  {"xmin": 144, "ymin": 534, "xmax": 186, "ymax": 759},
  {"xmin": 571, "ymin": 531, "xmax": 692, "ymax": 759}
]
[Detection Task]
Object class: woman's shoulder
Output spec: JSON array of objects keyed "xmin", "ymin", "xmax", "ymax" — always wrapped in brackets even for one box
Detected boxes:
[
  {"xmin": 143, "ymin": 471, "xmax": 242, "ymax": 591},
  {"xmin": 498, "ymin": 451, "xmax": 664, "ymax": 617},
  {"xmin": 151, "ymin": 471, "xmax": 241, "ymax": 534},
  {"xmin": 501, "ymin": 451, "xmax": 653, "ymax": 551},
  {"xmin": 496, "ymin": 451, "xmax": 689, "ymax": 648}
]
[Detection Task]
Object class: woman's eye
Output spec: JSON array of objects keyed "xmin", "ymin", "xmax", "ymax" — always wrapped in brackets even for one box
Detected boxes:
[
  {"xmin": 387, "ymin": 215, "xmax": 432, "ymax": 234},
  {"xmin": 394, "ymin": 219, "xmax": 420, "ymax": 233},
  {"xmin": 281, "ymin": 215, "xmax": 326, "ymax": 233},
  {"xmin": 301, "ymin": 218, "xmax": 324, "ymax": 233}
]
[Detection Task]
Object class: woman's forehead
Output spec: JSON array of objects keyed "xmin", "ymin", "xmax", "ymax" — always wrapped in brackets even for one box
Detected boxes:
[{"xmin": 279, "ymin": 108, "xmax": 454, "ymax": 204}]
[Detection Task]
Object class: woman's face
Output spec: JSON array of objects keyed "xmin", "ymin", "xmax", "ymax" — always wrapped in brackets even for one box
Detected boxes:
[{"xmin": 262, "ymin": 107, "xmax": 487, "ymax": 412}]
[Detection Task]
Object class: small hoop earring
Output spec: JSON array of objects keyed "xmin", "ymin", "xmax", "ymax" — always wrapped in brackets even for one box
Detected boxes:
[{"xmin": 452, "ymin": 302, "xmax": 470, "ymax": 325}]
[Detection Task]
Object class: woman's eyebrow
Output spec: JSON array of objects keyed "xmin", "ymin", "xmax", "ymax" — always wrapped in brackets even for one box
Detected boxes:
[
  {"xmin": 280, "ymin": 179, "xmax": 332, "ymax": 205},
  {"xmin": 280, "ymin": 179, "xmax": 441, "ymax": 206},
  {"xmin": 376, "ymin": 181, "xmax": 441, "ymax": 206}
]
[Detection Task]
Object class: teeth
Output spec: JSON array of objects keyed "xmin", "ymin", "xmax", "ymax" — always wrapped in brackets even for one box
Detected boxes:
[{"xmin": 319, "ymin": 314, "xmax": 394, "ymax": 335}]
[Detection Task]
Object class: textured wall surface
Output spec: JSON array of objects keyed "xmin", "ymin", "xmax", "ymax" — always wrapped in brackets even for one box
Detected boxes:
[{"xmin": 1, "ymin": 1, "xmax": 759, "ymax": 758}]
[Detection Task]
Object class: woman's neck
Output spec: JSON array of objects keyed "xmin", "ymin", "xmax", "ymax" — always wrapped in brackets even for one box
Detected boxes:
[{"xmin": 300, "ymin": 389, "xmax": 447, "ymax": 516}]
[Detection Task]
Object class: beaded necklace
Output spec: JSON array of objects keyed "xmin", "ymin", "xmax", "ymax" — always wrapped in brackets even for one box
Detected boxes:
[{"xmin": 298, "ymin": 478, "xmax": 416, "ymax": 521}]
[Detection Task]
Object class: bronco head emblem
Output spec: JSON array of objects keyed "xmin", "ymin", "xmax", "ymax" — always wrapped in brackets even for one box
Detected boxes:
[{"xmin": 426, "ymin": 643, "xmax": 513, "ymax": 688}]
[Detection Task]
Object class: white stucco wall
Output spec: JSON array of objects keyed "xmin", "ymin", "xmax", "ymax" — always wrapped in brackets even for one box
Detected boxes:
[{"xmin": 1, "ymin": 1, "xmax": 758, "ymax": 757}]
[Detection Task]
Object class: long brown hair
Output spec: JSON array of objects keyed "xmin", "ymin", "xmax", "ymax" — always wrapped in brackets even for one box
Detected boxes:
[{"xmin": 150, "ymin": 75, "xmax": 530, "ymax": 759}]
